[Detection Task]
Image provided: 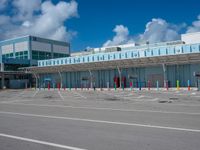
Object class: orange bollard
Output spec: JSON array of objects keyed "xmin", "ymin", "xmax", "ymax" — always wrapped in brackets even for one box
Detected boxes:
[{"xmin": 188, "ymin": 80, "xmax": 191, "ymax": 91}]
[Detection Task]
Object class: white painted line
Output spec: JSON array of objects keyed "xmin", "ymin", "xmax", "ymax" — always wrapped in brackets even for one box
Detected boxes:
[
  {"xmin": 7, "ymin": 90, "xmax": 27, "ymax": 100},
  {"xmin": 193, "ymin": 95, "xmax": 200, "ymax": 98},
  {"xmin": 135, "ymin": 95, "xmax": 145, "ymax": 99},
  {"xmin": 0, "ymin": 111, "xmax": 200, "ymax": 133},
  {"xmin": 3, "ymin": 101, "xmax": 200, "ymax": 115},
  {"xmin": 0, "ymin": 99, "xmax": 36, "ymax": 104},
  {"xmin": 32, "ymin": 90, "xmax": 39, "ymax": 97},
  {"xmin": 58, "ymin": 91, "xmax": 64, "ymax": 100},
  {"xmin": 72, "ymin": 91, "xmax": 87, "ymax": 99},
  {"xmin": 0, "ymin": 133, "xmax": 87, "ymax": 150}
]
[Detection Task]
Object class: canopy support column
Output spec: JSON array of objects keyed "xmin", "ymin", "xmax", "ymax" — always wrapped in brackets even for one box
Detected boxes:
[
  {"xmin": 162, "ymin": 64, "xmax": 167, "ymax": 88},
  {"xmin": 89, "ymin": 70, "xmax": 93, "ymax": 88}
]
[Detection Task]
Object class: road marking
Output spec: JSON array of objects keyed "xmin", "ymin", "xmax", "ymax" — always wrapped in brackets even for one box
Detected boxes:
[
  {"xmin": 0, "ymin": 111, "xmax": 200, "ymax": 133},
  {"xmin": 32, "ymin": 90, "xmax": 39, "ymax": 97},
  {"xmin": 72, "ymin": 91, "xmax": 87, "ymax": 99},
  {"xmin": 2, "ymin": 102, "xmax": 200, "ymax": 115},
  {"xmin": 58, "ymin": 91, "xmax": 64, "ymax": 100},
  {"xmin": 0, "ymin": 133, "xmax": 87, "ymax": 150},
  {"xmin": 0, "ymin": 99, "xmax": 36, "ymax": 104},
  {"xmin": 6, "ymin": 90, "xmax": 27, "ymax": 100}
]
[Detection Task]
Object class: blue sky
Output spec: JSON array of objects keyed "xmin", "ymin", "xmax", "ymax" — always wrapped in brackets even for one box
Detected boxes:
[
  {"xmin": 67, "ymin": 0, "xmax": 200, "ymax": 51},
  {"xmin": 0, "ymin": 0, "xmax": 200, "ymax": 51}
]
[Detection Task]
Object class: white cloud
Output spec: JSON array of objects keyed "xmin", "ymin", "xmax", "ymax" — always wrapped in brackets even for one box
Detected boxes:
[
  {"xmin": 0, "ymin": 0, "xmax": 78, "ymax": 42},
  {"xmin": 187, "ymin": 15, "xmax": 200, "ymax": 33},
  {"xmin": 139, "ymin": 18, "xmax": 183, "ymax": 43},
  {"xmin": 12, "ymin": 0, "xmax": 41, "ymax": 21},
  {"xmin": 103, "ymin": 18, "xmax": 184, "ymax": 47},
  {"xmin": 103, "ymin": 25, "xmax": 133, "ymax": 47}
]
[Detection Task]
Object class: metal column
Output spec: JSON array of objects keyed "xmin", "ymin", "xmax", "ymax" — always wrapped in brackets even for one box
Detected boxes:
[{"xmin": 162, "ymin": 64, "xmax": 167, "ymax": 87}]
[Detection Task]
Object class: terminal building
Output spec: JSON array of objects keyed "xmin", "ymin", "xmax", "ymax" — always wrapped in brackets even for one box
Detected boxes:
[
  {"xmin": 4, "ymin": 32, "xmax": 200, "ymax": 89},
  {"xmin": 0, "ymin": 35, "xmax": 70, "ymax": 88},
  {"xmin": 23, "ymin": 32, "xmax": 200, "ymax": 89}
]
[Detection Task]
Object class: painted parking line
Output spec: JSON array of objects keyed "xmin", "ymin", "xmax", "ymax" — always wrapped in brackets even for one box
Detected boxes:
[
  {"xmin": 0, "ymin": 133, "xmax": 87, "ymax": 150},
  {"xmin": 32, "ymin": 90, "xmax": 39, "ymax": 97},
  {"xmin": 72, "ymin": 91, "xmax": 87, "ymax": 99},
  {"xmin": 0, "ymin": 111, "xmax": 200, "ymax": 133},
  {"xmin": 0, "ymin": 99, "xmax": 36, "ymax": 104},
  {"xmin": 2, "ymin": 102, "xmax": 200, "ymax": 115},
  {"xmin": 58, "ymin": 91, "xmax": 64, "ymax": 100}
]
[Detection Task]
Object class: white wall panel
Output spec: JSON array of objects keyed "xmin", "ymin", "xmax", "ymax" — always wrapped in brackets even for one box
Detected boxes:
[
  {"xmin": 1, "ymin": 44, "xmax": 14, "ymax": 54},
  {"xmin": 31, "ymin": 41, "xmax": 51, "ymax": 52},
  {"xmin": 15, "ymin": 41, "xmax": 28, "ymax": 52},
  {"xmin": 53, "ymin": 44, "xmax": 69, "ymax": 54}
]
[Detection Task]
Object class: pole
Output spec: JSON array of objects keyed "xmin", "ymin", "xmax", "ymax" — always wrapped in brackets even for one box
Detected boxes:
[
  {"xmin": 177, "ymin": 80, "xmax": 180, "ymax": 91},
  {"xmin": 188, "ymin": 80, "xmax": 190, "ymax": 91},
  {"xmin": 156, "ymin": 80, "xmax": 159, "ymax": 91},
  {"xmin": 148, "ymin": 80, "xmax": 150, "ymax": 91}
]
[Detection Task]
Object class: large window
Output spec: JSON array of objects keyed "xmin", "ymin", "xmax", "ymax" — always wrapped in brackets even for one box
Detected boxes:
[
  {"xmin": 53, "ymin": 53, "xmax": 68, "ymax": 58},
  {"xmin": 15, "ymin": 51, "xmax": 28, "ymax": 59},
  {"xmin": 32, "ymin": 51, "xmax": 51, "ymax": 60}
]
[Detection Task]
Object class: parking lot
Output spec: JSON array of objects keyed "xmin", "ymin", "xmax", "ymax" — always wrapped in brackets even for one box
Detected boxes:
[{"xmin": 0, "ymin": 88, "xmax": 200, "ymax": 150}]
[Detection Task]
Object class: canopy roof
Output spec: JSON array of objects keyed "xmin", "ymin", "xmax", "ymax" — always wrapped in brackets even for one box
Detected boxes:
[{"xmin": 22, "ymin": 53, "xmax": 200, "ymax": 74}]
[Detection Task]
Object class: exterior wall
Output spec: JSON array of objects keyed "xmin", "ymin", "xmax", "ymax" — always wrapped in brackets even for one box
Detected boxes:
[
  {"xmin": 29, "ymin": 36, "xmax": 70, "ymax": 62},
  {"xmin": 38, "ymin": 63, "xmax": 200, "ymax": 88},
  {"xmin": 0, "ymin": 36, "xmax": 30, "ymax": 62}
]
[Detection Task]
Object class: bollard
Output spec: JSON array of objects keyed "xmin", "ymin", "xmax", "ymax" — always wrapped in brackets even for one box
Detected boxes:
[
  {"xmin": 107, "ymin": 82, "xmax": 110, "ymax": 91},
  {"xmin": 156, "ymin": 80, "xmax": 159, "ymax": 91},
  {"xmin": 69, "ymin": 85, "xmax": 71, "ymax": 91},
  {"xmin": 148, "ymin": 80, "xmax": 150, "ymax": 91},
  {"xmin": 130, "ymin": 82, "xmax": 133, "ymax": 91},
  {"xmin": 122, "ymin": 83, "xmax": 124, "ymax": 91},
  {"xmin": 114, "ymin": 82, "xmax": 117, "ymax": 91},
  {"xmin": 188, "ymin": 80, "xmax": 190, "ymax": 91},
  {"xmin": 166, "ymin": 81, "xmax": 169, "ymax": 91},
  {"xmin": 58, "ymin": 83, "xmax": 61, "ymax": 91},
  {"xmin": 53, "ymin": 83, "xmax": 55, "ymax": 90},
  {"xmin": 176, "ymin": 80, "xmax": 180, "ymax": 91},
  {"xmin": 139, "ymin": 82, "xmax": 142, "ymax": 91},
  {"xmin": 48, "ymin": 82, "xmax": 50, "ymax": 91}
]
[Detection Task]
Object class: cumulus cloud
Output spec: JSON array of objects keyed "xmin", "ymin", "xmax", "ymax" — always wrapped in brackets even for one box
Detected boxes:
[
  {"xmin": 187, "ymin": 15, "xmax": 200, "ymax": 33},
  {"xmin": 0, "ymin": 0, "xmax": 78, "ymax": 42},
  {"xmin": 139, "ymin": 18, "xmax": 184, "ymax": 43},
  {"xmin": 103, "ymin": 25, "xmax": 133, "ymax": 47},
  {"xmin": 103, "ymin": 18, "xmax": 185, "ymax": 47}
]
